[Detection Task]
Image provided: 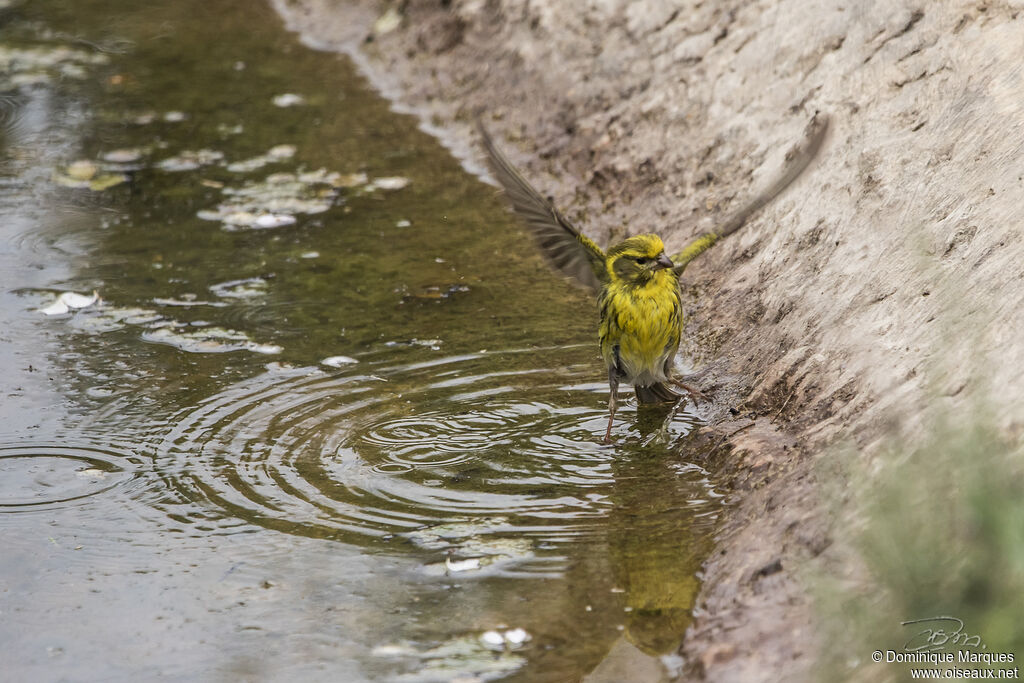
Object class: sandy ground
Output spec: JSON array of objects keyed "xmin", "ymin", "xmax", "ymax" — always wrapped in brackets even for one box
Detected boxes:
[{"xmin": 272, "ymin": 0, "xmax": 1024, "ymax": 679}]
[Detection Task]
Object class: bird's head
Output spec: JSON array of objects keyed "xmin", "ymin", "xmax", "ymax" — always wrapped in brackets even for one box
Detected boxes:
[{"xmin": 606, "ymin": 234, "xmax": 675, "ymax": 286}]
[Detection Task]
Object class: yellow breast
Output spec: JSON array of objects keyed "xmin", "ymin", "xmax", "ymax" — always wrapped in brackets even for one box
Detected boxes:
[{"xmin": 599, "ymin": 271, "xmax": 681, "ymax": 383}]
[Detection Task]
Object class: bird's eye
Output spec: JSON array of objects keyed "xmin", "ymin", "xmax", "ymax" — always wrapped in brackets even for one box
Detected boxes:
[{"xmin": 636, "ymin": 257, "xmax": 648, "ymax": 265}]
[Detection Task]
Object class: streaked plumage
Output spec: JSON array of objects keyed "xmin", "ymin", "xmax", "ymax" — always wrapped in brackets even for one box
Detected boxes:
[
  {"xmin": 479, "ymin": 115, "xmax": 828, "ymax": 442},
  {"xmin": 599, "ymin": 234, "xmax": 681, "ymax": 399}
]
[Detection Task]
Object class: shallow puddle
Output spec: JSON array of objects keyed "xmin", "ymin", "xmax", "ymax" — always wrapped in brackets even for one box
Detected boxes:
[{"xmin": 0, "ymin": 1, "xmax": 722, "ymax": 680}]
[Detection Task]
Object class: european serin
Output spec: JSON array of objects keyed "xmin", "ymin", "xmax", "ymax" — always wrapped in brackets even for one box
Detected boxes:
[{"xmin": 479, "ymin": 115, "xmax": 828, "ymax": 443}]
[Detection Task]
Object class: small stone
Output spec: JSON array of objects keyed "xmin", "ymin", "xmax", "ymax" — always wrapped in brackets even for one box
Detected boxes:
[
  {"xmin": 480, "ymin": 631, "xmax": 505, "ymax": 647},
  {"xmin": 254, "ymin": 214, "xmax": 296, "ymax": 228},
  {"xmin": 369, "ymin": 176, "xmax": 410, "ymax": 191},
  {"xmin": 504, "ymin": 628, "xmax": 530, "ymax": 645},
  {"xmin": 444, "ymin": 556, "xmax": 481, "ymax": 573},
  {"xmin": 322, "ymin": 356, "xmax": 359, "ymax": 367},
  {"xmin": 272, "ymin": 93, "xmax": 305, "ymax": 107},
  {"xmin": 373, "ymin": 7, "xmax": 402, "ymax": 35},
  {"xmin": 267, "ymin": 144, "xmax": 296, "ymax": 160}
]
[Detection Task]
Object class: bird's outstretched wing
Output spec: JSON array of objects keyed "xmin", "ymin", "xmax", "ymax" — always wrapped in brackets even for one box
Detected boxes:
[
  {"xmin": 478, "ymin": 122, "xmax": 607, "ymax": 291},
  {"xmin": 673, "ymin": 112, "xmax": 830, "ymax": 275}
]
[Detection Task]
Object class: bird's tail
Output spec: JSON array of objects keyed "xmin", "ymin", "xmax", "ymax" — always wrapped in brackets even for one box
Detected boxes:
[{"xmin": 635, "ymin": 381, "xmax": 681, "ymax": 404}]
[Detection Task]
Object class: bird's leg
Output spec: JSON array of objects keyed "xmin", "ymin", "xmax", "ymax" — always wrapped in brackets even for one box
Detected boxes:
[
  {"xmin": 671, "ymin": 379, "xmax": 707, "ymax": 403},
  {"xmin": 604, "ymin": 370, "xmax": 620, "ymax": 444}
]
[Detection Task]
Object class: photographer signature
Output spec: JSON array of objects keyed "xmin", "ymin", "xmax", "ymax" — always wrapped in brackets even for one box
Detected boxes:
[{"xmin": 902, "ymin": 616, "xmax": 986, "ymax": 652}]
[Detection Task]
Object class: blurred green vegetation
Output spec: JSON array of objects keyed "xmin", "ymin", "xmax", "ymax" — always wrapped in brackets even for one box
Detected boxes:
[{"xmin": 818, "ymin": 406, "xmax": 1024, "ymax": 681}]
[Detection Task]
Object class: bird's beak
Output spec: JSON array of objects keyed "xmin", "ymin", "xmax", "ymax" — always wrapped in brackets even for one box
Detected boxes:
[{"xmin": 654, "ymin": 253, "xmax": 675, "ymax": 270}]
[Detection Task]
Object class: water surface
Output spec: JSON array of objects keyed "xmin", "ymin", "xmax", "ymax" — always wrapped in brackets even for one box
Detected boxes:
[{"xmin": 0, "ymin": 1, "xmax": 722, "ymax": 680}]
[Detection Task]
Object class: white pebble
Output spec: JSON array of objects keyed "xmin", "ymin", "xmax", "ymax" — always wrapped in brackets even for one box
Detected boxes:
[
  {"xmin": 267, "ymin": 144, "xmax": 296, "ymax": 160},
  {"xmin": 480, "ymin": 631, "xmax": 505, "ymax": 647},
  {"xmin": 272, "ymin": 93, "xmax": 305, "ymax": 107},
  {"xmin": 371, "ymin": 644, "xmax": 414, "ymax": 657},
  {"xmin": 370, "ymin": 176, "xmax": 410, "ymax": 191},
  {"xmin": 322, "ymin": 356, "xmax": 359, "ymax": 367},
  {"xmin": 254, "ymin": 214, "xmax": 297, "ymax": 228},
  {"xmin": 249, "ymin": 344, "xmax": 283, "ymax": 355},
  {"xmin": 504, "ymin": 628, "xmax": 530, "ymax": 645},
  {"xmin": 444, "ymin": 556, "xmax": 481, "ymax": 573}
]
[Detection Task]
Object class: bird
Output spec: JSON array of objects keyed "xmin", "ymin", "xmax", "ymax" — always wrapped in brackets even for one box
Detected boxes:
[{"xmin": 478, "ymin": 114, "xmax": 828, "ymax": 443}]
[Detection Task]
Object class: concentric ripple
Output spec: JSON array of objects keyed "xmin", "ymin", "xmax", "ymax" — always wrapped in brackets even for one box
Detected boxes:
[
  {"xmin": 0, "ymin": 92, "xmax": 28, "ymax": 144},
  {"xmin": 153, "ymin": 350, "xmax": 703, "ymax": 562},
  {"xmin": 0, "ymin": 441, "xmax": 143, "ymax": 511}
]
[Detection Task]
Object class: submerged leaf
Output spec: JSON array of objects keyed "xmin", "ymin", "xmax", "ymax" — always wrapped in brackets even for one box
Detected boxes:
[
  {"xmin": 143, "ymin": 326, "xmax": 281, "ymax": 355},
  {"xmin": 88, "ymin": 173, "xmax": 128, "ymax": 191},
  {"xmin": 156, "ymin": 149, "xmax": 224, "ymax": 172},
  {"xmin": 226, "ymin": 144, "xmax": 296, "ymax": 173},
  {"xmin": 209, "ymin": 277, "xmax": 268, "ymax": 299},
  {"xmin": 198, "ymin": 170, "xmax": 342, "ymax": 230},
  {"xmin": 101, "ymin": 148, "xmax": 145, "ymax": 163},
  {"xmin": 66, "ymin": 160, "xmax": 98, "ymax": 181}
]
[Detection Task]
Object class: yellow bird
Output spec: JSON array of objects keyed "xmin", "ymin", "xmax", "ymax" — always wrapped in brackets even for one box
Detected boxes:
[{"xmin": 479, "ymin": 115, "xmax": 828, "ymax": 443}]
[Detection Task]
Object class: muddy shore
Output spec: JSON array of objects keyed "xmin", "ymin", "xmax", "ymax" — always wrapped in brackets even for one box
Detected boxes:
[{"xmin": 272, "ymin": 1, "xmax": 1024, "ymax": 679}]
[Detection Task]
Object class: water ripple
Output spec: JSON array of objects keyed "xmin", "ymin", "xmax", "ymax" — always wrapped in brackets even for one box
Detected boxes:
[
  {"xmin": 0, "ymin": 92, "xmax": 28, "ymax": 143},
  {"xmin": 150, "ymin": 351, "xmax": 705, "ymax": 568},
  {"xmin": 0, "ymin": 439, "xmax": 144, "ymax": 511}
]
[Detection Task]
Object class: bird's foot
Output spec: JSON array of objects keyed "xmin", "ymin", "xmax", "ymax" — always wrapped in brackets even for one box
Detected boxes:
[
  {"xmin": 671, "ymin": 380, "xmax": 708, "ymax": 404},
  {"xmin": 603, "ymin": 422, "xmax": 615, "ymax": 444}
]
